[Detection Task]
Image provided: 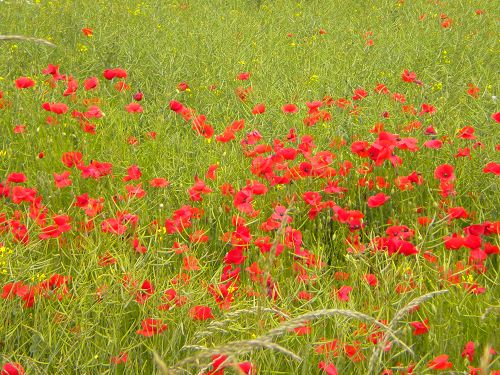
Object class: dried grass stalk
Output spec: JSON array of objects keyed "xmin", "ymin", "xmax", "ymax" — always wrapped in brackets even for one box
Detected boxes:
[
  {"xmin": 0, "ymin": 35, "xmax": 56, "ymax": 47},
  {"xmin": 195, "ymin": 306, "xmax": 289, "ymax": 339},
  {"xmin": 165, "ymin": 337, "xmax": 302, "ymax": 374},
  {"xmin": 367, "ymin": 289, "xmax": 449, "ymax": 375}
]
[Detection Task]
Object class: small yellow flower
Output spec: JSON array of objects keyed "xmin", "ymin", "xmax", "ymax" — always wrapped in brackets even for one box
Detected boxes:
[{"xmin": 77, "ymin": 43, "xmax": 88, "ymax": 52}]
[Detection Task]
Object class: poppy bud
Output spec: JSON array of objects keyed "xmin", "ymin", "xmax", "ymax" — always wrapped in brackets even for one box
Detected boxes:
[{"xmin": 133, "ymin": 91, "xmax": 143, "ymax": 101}]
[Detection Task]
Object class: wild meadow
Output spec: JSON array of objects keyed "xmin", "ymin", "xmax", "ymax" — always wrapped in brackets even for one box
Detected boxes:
[{"xmin": 0, "ymin": 0, "xmax": 499, "ymax": 374}]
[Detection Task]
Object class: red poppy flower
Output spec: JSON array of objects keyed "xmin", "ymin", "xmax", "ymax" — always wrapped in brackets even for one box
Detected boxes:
[
  {"xmin": 374, "ymin": 83, "xmax": 389, "ymax": 94},
  {"xmin": 135, "ymin": 280, "xmax": 154, "ymax": 304},
  {"xmin": 236, "ymin": 72, "xmax": 251, "ymax": 80},
  {"xmin": 42, "ymin": 102, "xmax": 68, "ymax": 115},
  {"xmin": 457, "ymin": 126, "xmax": 476, "ymax": 139},
  {"xmin": 236, "ymin": 361, "xmax": 255, "ymax": 375},
  {"xmin": 177, "ymin": 82, "xmax": 189, "ymax": 91},
  {"xmin": 189, "ymin": 305, "xmax": 214, "ymax": 320},
  {"xmin": 136, "ymin": 318, "xmax": 167, "ymax": 336},
  {"xmin": 42, "ymin": 64, "xmax": 64, "ymax": 80},
  {"xmin": 110, "ymin": 352, "xmax": 128, "ymax": 364},
  {"xmin": 252, "ymin": 103, "xmax": 266, "ymax": 115},
  {"xmin": 282, "ymin": 103, "xmax": 298, "ymax": 114},
  {"xmin": 364, "ymin": 274, "xmax": 378, "ymax": 287},
  {"xmin": 123, "ymin": 165, "xmax": 142, "ymax": 181},
  {"xmin": 125, "ymin": 102, "xmax": 143, "ymax": 113},
  {"xmin": 483, "ymin": 162, "xmax": 500, "ymax": 175},
  {"xmin": 292, "ymin": 323, "xmax": 311, "ymax": 336},
  {"xmin": 462, "ymin": 341, "xmax": 475, "ymax": 362},
  {"xmin": 420, "ymin": 103, "xmax": 436, "ymax": 115},
  {"xmin": 367, "ymin": 193, "xmax": 390, "ymax": 208},
  {"xmin": 423, "ymin": 140, "xmax": 443, "ymax": 149},
  {"xmin": 467, "ymin": 83, "xmax": 480, "ymax": 98},
  {"xmin": 82, "ymin": 27, "xmax": 93, "ymax": 37},
  {"xmin": 401, "ymin": 69, "xmax": 417, "ymax": 83},
  {"xmin": 53, "ymin": 171, "xmax": 72, "ymax": 188},
  {"xmin": 319, "ymin": 361, "xmax": 338, "ymax": 375},
  {"xmin": 337, "ymin": 285, "xmax": 352, "ymax": 301},
  {"xmin": 1, "ymin": 362, "xmax": 25, "ymax": 375},
  {"xmin": 149, "ymin": 178, "xmax": 170, "ymax": 187},
  {"xmin": 492, "ymin": 112, "xmax": 500, "ymax": 123},
  {"xmin": 410, "ymin": 319, "xmax": 429, "ymax": 335},
  {"xmin": 169, "ymin": 100, "xmax": 185, "ymax": 113},
  {"xmin": 224, "ymin": 247, "xmax": 246, "ymax": 264},
  {"xmin": 205, "ymin": 164, "xmax": 219, "ymax": 180},
  {"xmin": 15, "ymin": 77, "xmax": 35, "ymax": 89},
  {"xmin": 424, "ymin": 125, "xmax": 437, "ymax": 135},
  {"xmin": 13, "ymin": 125, "xmax": 26, "ymax": 134},
  {"xmin": 182, "ymin": 255, "xmax": 200, "ymax": 271},
  {"xmin": 103, "ymin": 68, "xmax": 127, "ymax": 80},
  {"xmin": 352, "ymin": 88, "xmax": 368, "ymax": 101},
  {"xmin": 427, "ymin": 354, "xmax": 452, "ymax": 370},
  {"xmin": 84, "ymin": 77, "xmax": 99, "ymax": 90},
  {"xmin": 434, "ymin": 164, "xmax": 455, "ymax": 181},
  {"xmin": 62, "ymin": 151, "xmax": 83, "ymax": 168},
  {"xmin": 7, "ymin": 173, "xmax": 27, "ymax": 183}
]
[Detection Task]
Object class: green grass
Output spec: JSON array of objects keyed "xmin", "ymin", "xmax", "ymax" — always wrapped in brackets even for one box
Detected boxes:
[{"xmin": 0, "ymin": 0, "xmax": 499, "ymax": 374}]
